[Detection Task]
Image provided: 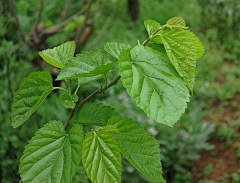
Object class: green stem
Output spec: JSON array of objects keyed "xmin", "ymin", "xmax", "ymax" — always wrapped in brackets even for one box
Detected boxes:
[
  {"xmin": 74, "ymin": 85, "xmax": 81, "ymax": 95},
  {"xmin": 104, "ymin": 74, "xmax": 108, "ymax": 89},
  {"xmin": 63, "ymin": 74, "xmax": 121, "ymax": 129},
  {"xmin": 53, "ymin": 87, "xmax": 69, "ymax": 94},
  {"xmin": 142, "ymin": 27, "xmax": 165, "ymax": 46}
]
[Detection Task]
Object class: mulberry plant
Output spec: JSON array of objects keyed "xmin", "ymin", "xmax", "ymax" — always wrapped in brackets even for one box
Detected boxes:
[{"xmin": 11, "ymin": 17, "xmax": 204, "ymax": 183}]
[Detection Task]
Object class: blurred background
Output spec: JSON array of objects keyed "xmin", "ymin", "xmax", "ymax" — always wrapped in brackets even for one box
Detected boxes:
[{"xmin": 1, "ymin": 0, "xmax": 240, "ymax": 182}]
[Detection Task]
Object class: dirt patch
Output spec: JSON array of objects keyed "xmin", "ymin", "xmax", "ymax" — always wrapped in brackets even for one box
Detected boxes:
[{"xmin": 192, "ymin": 94, "xmax": 240, "ymax": 182}]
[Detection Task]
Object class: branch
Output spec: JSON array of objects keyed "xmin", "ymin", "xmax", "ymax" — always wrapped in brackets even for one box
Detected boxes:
[
  {"xmin": 8, "ymin": 0, "xmax": 26, "ymax": 42},
  {"xmin": 86, "ymin": 0, "xmax": 121, "ymax": 48},
  {"xmin": 61, "ymin": 0, "xmax": 71, "ymax": 22},
  {"xmin": 63, "ymin": 74, "xmax": 121, "ymax": 129},
  {"xmin": 91, "ymin": 0, "xmax": 109, "ymax": 24},
  {"xmin": 42, "ymin": 5, "xmax": 88, "ymax": 35},
  {"xmin": 31, "ymin": 0, "xmax": 44, "ymax": 34}
]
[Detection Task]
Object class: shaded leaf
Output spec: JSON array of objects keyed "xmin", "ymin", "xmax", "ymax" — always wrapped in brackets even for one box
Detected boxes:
[
  {"xmin": 57, "ymin": 51, "xmax": 116, "ymax": 81},
  {"xmin": 118, "ymin": 46, "xmax": 190, "ymax": 127},
  {"xmin": 70, "ymin": 102, "xmax": 118, "ymax": 126},
  {"xmin": 146, "ymin": 43, "xmax": 166, "ymax": 54},
  {"xmin": 39, "ymin": 41, "xmax": 75, "ymax": 68},
  {"xmin": 59, "ymin": 93, "xmax": 79, "ymax": 109},
  {"xmin": 108, "ymin": 116, "xmax": 166, "ymax": 183},
  {"xmin": 11, "ymin": 71, "xmax": 53, "ymax": 128},
  {"xmin": 144, "ymin": 19, "xmax": 161, "ymax": 37},
  {"xmin": 82, "ymin": 131, "xmax": 121, "ymax": 183},
  {"xmin": 19, "ymin": 121, "xmax": 84, "ymax": 183},
  {"xmin": 104, "ymin": 42, "xmax": 131, "ymax": 60}
]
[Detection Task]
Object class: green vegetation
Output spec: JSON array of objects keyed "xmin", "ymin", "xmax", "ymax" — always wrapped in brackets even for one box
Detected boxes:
[{"xmin": 1, "ymin": 0, "xmax": 240, "ymax": 182}]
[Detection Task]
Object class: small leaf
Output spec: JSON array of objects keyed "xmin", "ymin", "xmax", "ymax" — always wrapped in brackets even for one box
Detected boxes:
[
  {"xmin": 19, "ymin": 121, "xmax": 84, "ymax": 183},
  {"xmin": 108, "ymin": 116, "xmax": 166, "ymax": 183},
  {"xmin": 144, "ymin": 19, "xmax": 161, "ymax": 37},
  {"xmin": 102, "ymin": 125, "xmax": 119, "ymax": 133},
  {"xmin": 57, "ymin": 51, "xmax": 116, "ymax": 81},
  {"xmin": 166, "ymin": 17, "xmax": 188, "ymax": 29},
  {"xmin": 70, "ymin": 102, "xmax": 118, "ymax": 126},
  {"xmin": 157, "ymin": 29, "xmax": 197, "ymax": 92},
  {"xmin": 11, "ymin": 71, "xmax": 54, "ymax": 128},
  {"xmin": 39, "ymin": 41, "xmax": 75, "ymax": 68},
  {"xmin": 82, "ymin": 131, "xmax": 121, "ymax": 183},
  {"xmin": 118, "ymin": 46, "xmax": 190, "ymax": 127},
  {"xmin": 104, "ymin": 42, "xmax": 131, "ymax": 60},
  {"xmin": 59, "ymin": 93, "xmax": 79, "ymax": 109}
]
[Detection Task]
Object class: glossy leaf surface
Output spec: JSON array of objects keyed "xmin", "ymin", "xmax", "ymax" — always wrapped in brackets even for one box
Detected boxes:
[
  {"xmin": 118, "ymin": 46, "xmax": 190, "ymax": 126},
  {"xmin": 157, "ymin": 29, "xmax": 197, "ymax": 92},
  {"xmin": 57, "ymin": 51, "xmax": 116, "ymax": 81},
  {"xmin": 39, "ymin": 41, "xmax": 75, "ymax": 68},
  {"xmin": 19, "ymin": 121, "xmax": 84, "ymax": 183},
  {"xmin": 144, "ymin": 19, "xmax": 161, "ymax": 37},
  {"xmin": 82, "ymin": 131, "xmax": 121, "ymax": 183},
  {"xmin": 104, "ymin": 42, "xmax": 131, "ymax": 60},
  {"xmin": 108, "ymin": 116, "xmax": 166, "ymax": 183}
]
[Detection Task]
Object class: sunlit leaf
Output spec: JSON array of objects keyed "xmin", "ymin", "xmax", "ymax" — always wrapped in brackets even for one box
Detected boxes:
[
  {"xmin": 156, "ymin": 29, "xmax": 197, "ymax": 92},
  {"xmin": 57, "ymin": 51, "xmax": 116, "ymax": 81},
  {"xmin": 118, "ymin": 46, "xmax": 190, "ymax": 127},
  {"xmin": 144, "ymin": 19, "xmax": 161, "ymax": 37},
  {"xmin": 104, "ymin": 42, "xmax": 131, "ymax": 59},
  {"xmin": 39, "ymin": 41, "xmax": 75, "ymax": 68},
  {"xmin": 166, "ymin": 17, "xmax": 188, "ymax": 29},
  {"xmin": 82, "ymin": 131, "xmax": 121, "ymax": 183}
]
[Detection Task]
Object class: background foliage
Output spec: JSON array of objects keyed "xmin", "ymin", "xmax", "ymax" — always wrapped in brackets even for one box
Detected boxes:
[{"xmin": 1, "ymin": 0, "xmax": 240, "ymax": 182}]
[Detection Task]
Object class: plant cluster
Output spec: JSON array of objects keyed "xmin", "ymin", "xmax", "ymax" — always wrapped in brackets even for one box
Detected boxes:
[{"xmin": 11, "ymin": 17, "xmax": 204, "ymax": 183}]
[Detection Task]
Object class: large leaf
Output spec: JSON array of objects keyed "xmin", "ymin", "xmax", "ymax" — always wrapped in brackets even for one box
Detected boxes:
[
  {"xmin": 108, "ymin": 116, "xmax": 166, "ymax": 183},
  {"xmin": 11, "ymin": 71, "xmax": 54, "ymax": 128},
  {"xmin": 57, "ymin": 51, "xmax": 116, "ymax": 81},
  {"xmin": 104, "ymin": 42, "xmax": 131, "ymax": 60},
  {"xmin": 70, "ymin": 102, "xmax": 118, "ymax": 126},
  {"xmin": 144, "ymin": 19, "xmax": 161, "ymax": 37},
  {"xmin": 146, "ymin": 43, "xmax": 166, "ymax": 54},
  {"xmin": 39, "ymin": 41, "xmax": 75, "ymax": 68},
  {"xmin": 156, "ymin": 29, "xmax": 197, "ymax": 92},
  {"xmin": 82, "ymin": 131, "xmax": 121, "ymax": 183},
  {"xmin": 19, "ymin": 121, "xmax": 84, "ymax": 183},
  {"xmin": 118, "ymin": 46, "xmax": 190, "ymax": 127}
]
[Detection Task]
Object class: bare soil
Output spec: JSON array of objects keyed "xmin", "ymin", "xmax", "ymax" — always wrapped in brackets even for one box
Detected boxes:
[{"xmin": 192, "ymin": 94, "xmax": 240, "ymax": 182}]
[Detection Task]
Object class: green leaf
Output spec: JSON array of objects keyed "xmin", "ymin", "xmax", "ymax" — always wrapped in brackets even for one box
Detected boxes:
[
  {"xmin": 82, "ymin": 131, "xmax": 121, "ymax": 183},
  {"xmin": 156, "ymin": 29, "xmax": 197, "ymax": 92},
  {"xmin": 19, "ymin": 121, "xmax": 84, "ymax": 183},
  {"xmin": 56, "ymin": 51, "xmax": 116, "ymax": 81},
  {"xmin": 70, "ymin": 102, "xmax": 118, "ymax": 126},
  {"xmin": 108, "ymin": 116, "xmax": 166, "ymax": 183},
  {"xmin": 118, "ymin": 46, "xmax": 190, "ymax": 127},
  {"xmin": 186, "ymin": 30, "xmax": 205, "ymax": 59},
  {"xmin": 39, "ymin": 41, "xmax": 75, "ymax": 68},
  {"xmin": 166, "ymin": 17, "xmax": 188, "ymax": 29},
  {"xmin": 59, "ymin": 93, "xmax": 79, "ymax": 109},
  {"xmin": 102, "ymin": 125, "xmax": 119, "ymax": 133},
  {"xmin": 146, "ymin": 43, "xmax": 166, "ymax": 54},
  {"xmin": 104, "ymin": 42, "xmax": 131, "ymax": 60},
  {"xmin": 144, "ymin": 19, "xmax": 161, "ymax": 37},
  {"xmin": 11, "ymin": 71, "xmax": 54, "ymax": 128}
]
